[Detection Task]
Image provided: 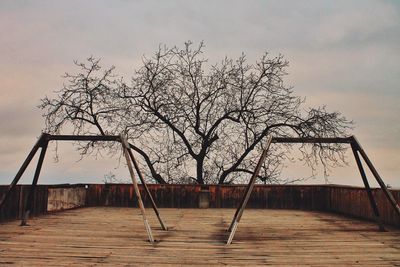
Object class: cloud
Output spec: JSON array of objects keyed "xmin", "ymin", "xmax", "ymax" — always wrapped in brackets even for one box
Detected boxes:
[
  {"xmin": 311, "ymin": 1, "xmax": 399, "ymax": 45},
  {"xmin": 0, "ymin": 0, "xmax": 399, "ymax": 187}
]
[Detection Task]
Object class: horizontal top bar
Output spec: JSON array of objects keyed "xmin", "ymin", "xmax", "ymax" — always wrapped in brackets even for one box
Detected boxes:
[
  {"xmin": 272, "ymin": 137, "xmax": 354, "ymax": 144},
  {"xmin": 41, "ymin": 134, "xmax": 354, "ymax": 144},
  {"xmin": 43, "ymin": 134, "xmax": 121, "ymax": 142}
]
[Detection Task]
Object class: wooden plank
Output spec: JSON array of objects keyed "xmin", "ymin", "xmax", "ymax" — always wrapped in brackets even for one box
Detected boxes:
[{"xmin": 0, "ymin": 208, "xmax": 399, "ymax": 266}]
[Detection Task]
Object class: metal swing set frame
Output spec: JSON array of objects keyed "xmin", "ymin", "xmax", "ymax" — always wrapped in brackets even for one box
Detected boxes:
[
  {"xmin": 0, "ymin": 134, "xmax": 399, "ymax": 245},
  {"xmin": 226, "ymin": 136, "xmax": 400, "ymax": 244},
  {"xmin": 0, "ymin": 133, "xmax": 167, "ymax": 243}
]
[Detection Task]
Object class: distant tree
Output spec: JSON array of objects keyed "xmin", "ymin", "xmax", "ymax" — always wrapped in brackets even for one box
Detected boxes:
[
  {"xmin": 40, "ymin": 42, "xmax": 352, "ymax": 184},
  {"xmin": 103, "ymin": 172, "xmax": 130, "ymax": 184}
]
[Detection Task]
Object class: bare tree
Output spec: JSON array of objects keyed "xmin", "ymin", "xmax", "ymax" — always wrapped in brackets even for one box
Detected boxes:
[
  {"xmin": 40, "ymin": 42, "xmax": 352, "ymax": 185},
  {"xmin": 39, "ymin": 57, "xmax": 167, "ymax": 183}
]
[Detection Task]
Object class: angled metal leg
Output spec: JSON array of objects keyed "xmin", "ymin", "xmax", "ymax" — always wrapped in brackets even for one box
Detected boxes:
[
  {"xmin": 352, "ymin": 136, "xmax": 400, "ymax": 218},
  {"xmin": 127, "ymin": 148, "xmax": 167, "ymax": 230},
  {"xmin": 0, "ymin": 134, "xmax": 45, "ymax": 210},
  {"xmin": 226, "ymin": 136, "xmax": 273, "ymax": 245},
  {"xmin": 351, "ymin": 142, "xmax": 385, "ymax": 231},
  {"xmin": 120, "ymin": 135, "xmax": 154, "ymax": 243},
  {"xmin": 21, "ymin": 140, "xmax": 48, "ymax": 226}
]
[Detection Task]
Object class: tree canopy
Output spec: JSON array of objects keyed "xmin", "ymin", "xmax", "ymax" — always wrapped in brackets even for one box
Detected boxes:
[{"xmin": 40, "ymin": 42, "xmax": 352, "ymax": 184}]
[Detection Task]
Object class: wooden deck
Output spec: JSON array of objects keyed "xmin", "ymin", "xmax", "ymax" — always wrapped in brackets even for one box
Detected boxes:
[{"xmin": 0, "ymin": 208, "xmax": 399, "ymax": 266}]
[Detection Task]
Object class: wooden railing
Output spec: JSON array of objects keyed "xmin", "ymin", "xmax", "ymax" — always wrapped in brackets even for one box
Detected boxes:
[
  {"xmin": 1, "ymin": 184, "xmax": 399, "ymax": 226},
  {"xmin": 0, "ymin": 184, "xmax": 85, "ymax": 221}
]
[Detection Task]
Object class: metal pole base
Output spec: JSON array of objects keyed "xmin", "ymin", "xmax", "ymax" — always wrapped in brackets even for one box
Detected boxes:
[{"xmin": 226, "ymin": 221, "xmax": 239, "ymax": 245}]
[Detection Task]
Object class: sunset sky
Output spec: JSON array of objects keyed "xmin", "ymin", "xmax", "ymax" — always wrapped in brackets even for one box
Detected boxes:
[{"xmin": 0, "ymin": 0, "xmax": 399, "ymax": 187}]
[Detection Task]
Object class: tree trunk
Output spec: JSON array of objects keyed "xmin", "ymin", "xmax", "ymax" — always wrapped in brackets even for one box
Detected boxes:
[
  {"xmin": 218, "ymin": 172, "xmax": 227, "ymax": 184},
  {"xmin": 196, "ymin": 157, "xmax": 205, "ymax": 184}
]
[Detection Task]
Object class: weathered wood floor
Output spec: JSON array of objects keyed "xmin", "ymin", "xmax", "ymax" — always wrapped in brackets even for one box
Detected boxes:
[{"xmin": 0, "ymin": 207, "xmax": 399, "ymax": 266}]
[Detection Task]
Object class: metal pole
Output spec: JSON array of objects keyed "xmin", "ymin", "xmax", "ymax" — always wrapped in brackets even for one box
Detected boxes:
[
  {"xmin": 350, "ymin": 142, "xmax": 385, "ymax": 231},
  {"xmin": 127, "ymin": 148, "xmax": 167, "ymax": 230},
  {"xmin": 352, "ymin": 136, "xmax": 400, "ymax": 218},
  {"xmin": 226, "ymin": 136, "xmax": 273, "ymax": 245},
  {"xmin": 120, "ymin": 134, "xmax": 155, "ymax": 243},
  {"xmin": 0, "ymin": 134, "xmax": 45, "ymax": 209},
  {"xmin": 21, "ymin": 141, "xmax": 48, "ymax": 226}
]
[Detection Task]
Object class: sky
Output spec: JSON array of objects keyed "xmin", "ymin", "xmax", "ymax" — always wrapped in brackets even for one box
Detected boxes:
[{"xmin": 0, "ymin": 0, "xmax": 399, "ymax": 187}]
